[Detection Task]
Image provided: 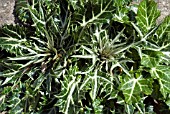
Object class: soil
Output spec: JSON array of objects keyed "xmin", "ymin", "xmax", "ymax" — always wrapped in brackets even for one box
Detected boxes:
[
  {"xmin": 0, "ymin": 0, "xmax": 15, "ymax": 26},
  {"xmin": 157, "ymin": 0, "xmax": 170, "ymax": 23},
  {"xmin": 0, "ymin": 0, "xmax": 169, "ymax": 26}
]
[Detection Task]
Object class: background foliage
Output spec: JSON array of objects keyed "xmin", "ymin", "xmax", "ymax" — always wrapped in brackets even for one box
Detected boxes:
[{"xmin": 0, "ymin": 0, "xmax": 170, "ymax": 113}]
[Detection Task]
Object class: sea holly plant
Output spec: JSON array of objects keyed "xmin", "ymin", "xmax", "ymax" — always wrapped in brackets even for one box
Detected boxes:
[{"xmin": 0, "ymin": 0, "xmax": 170, "ymax": 113}]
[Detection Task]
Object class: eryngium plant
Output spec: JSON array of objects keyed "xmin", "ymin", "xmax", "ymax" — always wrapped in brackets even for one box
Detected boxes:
[{"xmin": 0, "ymin": 0, "xmax": 170, "ymax": 113}]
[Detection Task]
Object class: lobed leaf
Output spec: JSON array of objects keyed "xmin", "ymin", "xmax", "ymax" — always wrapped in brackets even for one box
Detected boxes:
[
  {"xmin": 136, "ymin": 0, "xmax": 160, "ymax": 34},
  {"xmin": 142, "ymin": 51, "xmax": 170, "ymax": 98},
  {"xmin": 155, "ymin": 15, "xmax": 170, "ymax": 51},
  {"xmin": 120, "ymin": 73, "xmax": 152, "ymax": 104}
]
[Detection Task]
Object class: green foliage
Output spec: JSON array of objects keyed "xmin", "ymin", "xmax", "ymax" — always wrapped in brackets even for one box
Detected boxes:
[
  {"xmin": 0, "ymin": 0, "xmax": 170, "ymax": 113},
  {"xmin": 136, "ymin": 0, "xmax": 160, "ymax": 34}
]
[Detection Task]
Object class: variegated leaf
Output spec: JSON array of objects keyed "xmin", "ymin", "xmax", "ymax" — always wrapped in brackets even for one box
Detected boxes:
[
  {"xmin": 155, "ymin": 15, "xmax": 170, "ymax": 51},
  {"xmin": 120, "ymin": 73, "xmax": 152, "ymax": 104},
  {"xmin": 72, "ymin": 0, "xmax": 114, "ymax": 27},
  {"xmin": 142, "ymin": 52, "xmax": 170, "ymax": 98},
  {"xmin": 136, "ymin": 0, "xmax": 160, "ymax": 34}
]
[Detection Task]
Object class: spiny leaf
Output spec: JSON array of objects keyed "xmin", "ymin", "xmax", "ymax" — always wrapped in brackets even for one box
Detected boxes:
[
  {"xmin": 120, "ymin": 73, "xmax": 152, "ymax": 104},
  {"xmin": 141, "ymin": 50, "xmax": 163, "ymax": 68},
  {"xmin": 156, "ymin": 15, "xmax": 170, "ymax": 39},
  {"xmin": 150, "ymin": 66, "xmax": 170, "ymax": 98},
  {"xmin": 125, "ymin": 104, "xmax": 135, "ymax": 114},
  {"xmin": 55, "ymin": 65, "xmax": 81, "ymax": 114},
  {"xmin": 155, "ymin": 15, "xmax": 170, "ymax": 51},
  {"xmin": 73, "ymin": 0, "xmax": 114, "ymax": 27},
  {"xmin": 112, "ymin": 0, "xmax": 131, "ymax": 23},
  {"xmin": 136, "ymin": 0, "xmax": 160, "ymax": 34},
  {"xmin": 0, "ymin": 26, "xmax": 35, "ymax": 55},
  {"xmin": 141, "ymin": 51, "xmax": 170, "ymax": 98}
]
